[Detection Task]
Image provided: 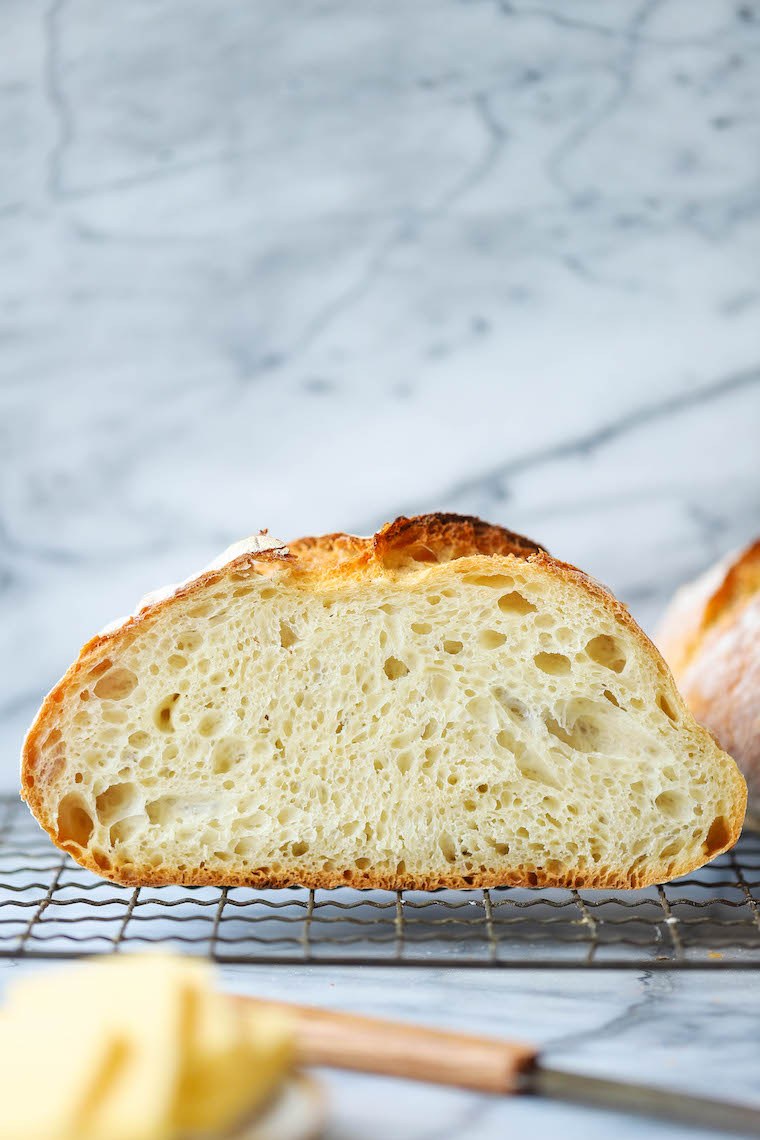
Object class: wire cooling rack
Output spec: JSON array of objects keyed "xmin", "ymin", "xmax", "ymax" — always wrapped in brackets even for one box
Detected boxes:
[{"xmin": 2, "ymin": 797, "xmax": 759, "ymax": 968}]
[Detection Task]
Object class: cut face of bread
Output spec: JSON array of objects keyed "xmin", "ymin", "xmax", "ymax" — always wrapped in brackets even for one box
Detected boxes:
[{"xmin": 22, "ymin": 514, "xmax": 745, "ymax": 890}]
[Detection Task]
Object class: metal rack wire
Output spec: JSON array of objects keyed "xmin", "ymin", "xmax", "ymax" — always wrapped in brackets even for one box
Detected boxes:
[{"xmin": 2, "ymin": 796, "xmax": 759, "ymax": 967}]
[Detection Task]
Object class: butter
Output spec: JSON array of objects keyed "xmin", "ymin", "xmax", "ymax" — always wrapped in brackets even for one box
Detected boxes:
[{"xmin": 0, "ymin": 956, "xmax": 293, "ymax": 1140}]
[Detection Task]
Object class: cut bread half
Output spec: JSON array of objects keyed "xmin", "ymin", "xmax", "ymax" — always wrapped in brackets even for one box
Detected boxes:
[{"xmin": 22, "ymin": 513, "xmax": 745, "ymax": 890}]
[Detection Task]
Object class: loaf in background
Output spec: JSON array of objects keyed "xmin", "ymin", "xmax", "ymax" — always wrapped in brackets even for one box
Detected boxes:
[{"xmin": 657, "ymin": 539, "xmax": 760, "ymax": 829}]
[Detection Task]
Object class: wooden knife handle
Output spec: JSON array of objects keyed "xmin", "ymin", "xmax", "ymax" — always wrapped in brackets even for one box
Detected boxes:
[{"xmin": 243, "ymin": 997, "xmax": 537, "ymax": 1094}]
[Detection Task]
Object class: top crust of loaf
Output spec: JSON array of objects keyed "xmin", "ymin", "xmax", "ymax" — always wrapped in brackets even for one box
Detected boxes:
[
  {"xmin": 41, "ymin": 512, "xmax": 641, "ymax": 689},
  {"xmin": 21, "ymin": 513, "xmax": 747, "ymax": 889},
  {"xmin": 291, "ymin": 514, "xmax": 545, "ymax": 570}
]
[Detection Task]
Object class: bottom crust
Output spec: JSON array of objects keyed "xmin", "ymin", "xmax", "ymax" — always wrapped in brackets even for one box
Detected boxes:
[{"xmin": 54, "ymin": 848, "xmax": 726, "ymax": 892}]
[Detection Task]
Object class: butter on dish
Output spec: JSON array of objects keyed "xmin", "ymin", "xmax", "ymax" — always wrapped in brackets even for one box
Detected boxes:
[{"xmin": 0, "ymin": 955, "xmax": 318, "ymax": 1140}]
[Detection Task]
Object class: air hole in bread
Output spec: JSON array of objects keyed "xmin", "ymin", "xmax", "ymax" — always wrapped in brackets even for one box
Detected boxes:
[
  {"xmin": 211, "ymin": 738, "xmax": 245, "ymax": 774},
  {"xmin": 198, "ymin": 712, "xmax": 224, "ymax": 738},
  {"xmin": 384, "ymin": 657, "xmax": 409, "ymax": 680},
  {"xmin": 534, "ymin": 652, "xmax": 571, "ymax": 676},
  {"xmin": 110, "ymin": 815, "xmax": 144, "ymax": 846},
  {"xmin": 95, "ymin": 782, "xmax": 138, "ymax": 824},
  {"xmin": 492, "ymin": 689, "xmax": 528, "ymax": 723},
  {"xmin": 586, "ymin": 635, "xmax": 626, "ymax": 673},
  {"xmin": 154, "ymin": 694, "xmax": 180, "ymax": 733},
  {"xmin": 102, "ymin": 707, "xmax": 128, "ymax": 724},
  {"xmin": 704, "ymin": 815, "xmax": 731, "ymax": 857},
  {"xmin": 443, "ymin": 639, "xmax": 463, "ymax": 655},
  {"xmin": 57, "ymin": 794, "xmax": 94, "ymax": 848},
  {"xmin": 422, "ymin": 746, "xmax": 440, "ymax": 771},
  {"xmin": 146, "ymin": 796, "xmax": 177, "ymax": 826},
  {"xmin": 412, "ymin": 621, "xmax": 432, "ymax": 634},
  {"xmin": 168, "ymin": 654, "xmax": 187, "ymax": 670},
  {"xmin": 407, "ymin": 544, "xmax": 438, "ymax": 563},
  {"xmin": 515, "ymin": 753, "xmax": 559, "ymax": 788},
  {"xmin": 176, "ymin": 631, "xmax": 203, "ymax": 652},
  {"xmin": 402, "ymin": 543, "xmax": 437, "ymax": 562},
  {"xmin": 234, "ymin": 838, "xmax": 258, "ymax": 857},
  {"xmin": 93, "ymin": 668, "xmax": 138, "ymax": 701},
  {"xmin": 479, "ymin": 630, "xmax": 506, "ymax": 649},
  {"xmin": 545, "ymin": 703, "xmax": 607, "ymax": 753},
  {"xmin": 655, "ymin": 790, "xmax": 690, "ymax": 820},
  {"xmin": 659, "ymin": 836, "xmax": 686, "ymax": 858},
  {"xmin": 464, "ymin": 574, "xmax": 514, "ymax": 589},
  {"xmin": 657, "ymin": 692, "xmax": 678, "ymax": 722},
  {"xmin": 439, "ymin": 833, "xmax": 457, "ymax": 863},
  {"xmin": 279, "ymin": 621, "xmax": 297, "ymax": 648},
  {"xmin": 430, "ymin": 674, "xmax": 450, "ymax": 698},
  {"xmin": 91, "ymin": 849, "xmax": 112, "ymax": 871},
  {"xmin": 498, "ymin": 591, "xmax": 537, "ymax": 615}
]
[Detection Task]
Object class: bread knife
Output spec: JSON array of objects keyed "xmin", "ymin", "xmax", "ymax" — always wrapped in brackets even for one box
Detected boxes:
[{"xmin": 243, "ymin": 998, "xmax": 760, "ymax": 1135}]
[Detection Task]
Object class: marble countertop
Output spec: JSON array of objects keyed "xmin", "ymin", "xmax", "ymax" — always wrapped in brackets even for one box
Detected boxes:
[
  {"xmin": 1, "ymin": 0, "xmax": 759, "ymax": 777},
  {"xmin": 1, "ymin": 1, "xmax": 760, "ymax": 1136},
  {"xmin": 0, "ymin": 960, "xmax": 758, "ymax": 1139}
]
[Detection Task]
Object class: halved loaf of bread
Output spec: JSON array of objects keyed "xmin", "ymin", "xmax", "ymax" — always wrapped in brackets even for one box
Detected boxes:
[{"xmin": 22, "ymin": 513, "xmax": 745, "ymax": 889}]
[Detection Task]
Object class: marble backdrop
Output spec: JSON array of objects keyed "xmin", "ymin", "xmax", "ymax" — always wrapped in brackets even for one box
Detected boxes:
[
  {"xmin": 2, "ymin": 0, "xmax": 759, "ymax": 785},
  {"xmin": 1, "ymin": 4, "xmax": 760, "ymax": 1136}
]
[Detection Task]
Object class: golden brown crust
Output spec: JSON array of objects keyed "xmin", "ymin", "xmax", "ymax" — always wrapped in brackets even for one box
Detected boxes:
[
  {"xmin": 372, "ymin": 513, "xmax": 545, "ymax": 567},
  {"xmin": 29, "ymin": 852, "xmax": 715, "ymax": 893},
  {"xmin": 657, "ymin": 540, "xmax": 760, "ymax": 824},
  {"xmin": 289, "ymin": 513, "xmax": 545, "ymax": 573},
  {"xmin": 22, "ymin": 513, "xmax": 746, "ymax": 889},
  {"xmin": 287, "ymin": 532, "xmax": 368, "ymax": 571}
]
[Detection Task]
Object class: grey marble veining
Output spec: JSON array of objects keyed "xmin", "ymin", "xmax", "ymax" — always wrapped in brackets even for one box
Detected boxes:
[
  {"xmin": 223, "ymin": 964, "xmax": 760, "ymax": 1140},
  {"xmin": 0, "ymin": 960, "xmax": 759, "ymax": 1139},
  {"xmin": 1, "ymin": 3, "xmax": 760, "ymax": 1135},
  {"xmin": 2, "ymin": 0, "xmax": 760, "ymax": 777}
]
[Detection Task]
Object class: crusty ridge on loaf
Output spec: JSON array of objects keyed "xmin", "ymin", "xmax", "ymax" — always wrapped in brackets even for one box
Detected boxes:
[{"xmin": 22, "ymin": 513, "xmax": 745, "ymax": 890}]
